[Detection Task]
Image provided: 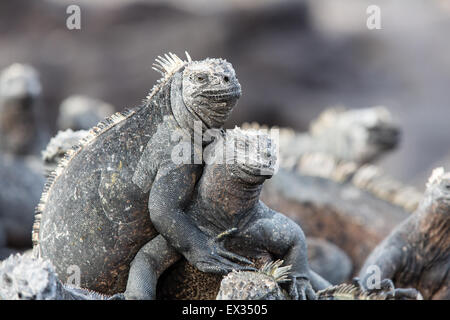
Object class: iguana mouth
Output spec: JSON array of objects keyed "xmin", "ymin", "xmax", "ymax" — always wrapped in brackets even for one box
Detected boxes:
[{"xmin": 199, "ymin": 87, "xmax": 241, "ymax": 102}]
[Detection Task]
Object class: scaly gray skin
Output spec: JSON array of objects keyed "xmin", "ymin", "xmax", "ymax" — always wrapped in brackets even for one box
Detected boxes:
[
  {"xmin": 359, "ymin": 168, "xmax": 450, "ymax": 300},
  {"xmin": 57, "ymin": 95, "xmax": 115, "ymax": 131},
  {"xmin": 0, "ymin": 253, "xmax": 118, "ymax": 300},
  {"xmin": 33, "ymin": 52, "xmax": 252, "ymax": 295},
  {"xmin": 0, "ymin": 63, "xmax": 46, "ymax": 156},
  {"xmin": 126, "ymin": 128, "xmax": 327, "ymax": 300}
]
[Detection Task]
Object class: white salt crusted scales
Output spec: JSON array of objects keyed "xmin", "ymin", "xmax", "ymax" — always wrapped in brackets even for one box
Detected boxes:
[
  {"xmin": 425, "ymin": 167, "xmax": 450, "ymax": 189},
  {"xmin": 146, "ymin": 51, "xmax": 192, "ymax": 102}
]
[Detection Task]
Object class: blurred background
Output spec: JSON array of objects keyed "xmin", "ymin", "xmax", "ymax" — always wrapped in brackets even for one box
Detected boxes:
[{"xmin": 1, "ymin": 0, "xmax": 449, "ymax": 188}]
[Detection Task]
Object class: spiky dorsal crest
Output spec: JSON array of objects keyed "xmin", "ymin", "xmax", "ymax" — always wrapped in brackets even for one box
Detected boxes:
[
  {"xmin": 145, "ymin": 51, "xmax": 192, "ymax": 104},
  {"xmin": 426, "ymin": 167, "xmax": 446, "ymax": 189},
  {"xmin": 259, "ymin": 260, "xmax": 291, "ymax": 283},
  {"xmin": 32, "ymin": 109, "xmax": 135, "ymax": 249}
]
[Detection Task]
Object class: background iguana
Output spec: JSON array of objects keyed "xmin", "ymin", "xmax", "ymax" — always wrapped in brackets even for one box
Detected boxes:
[
  {"xmin": 33, "ymin": 52, "xmax": 255, "ymax": 295},
  {"xmin": 0, "ymin": 63, "xmax": 48, "ymax": 156},
  {"xmin": 0, "ymin": 253, "xmax": 116, "ymax": 300},
  {"xmin": 249, "ymin": 107, "xmax": 423, "ymax": 272},
  {"xmin": 246, "ymin": 106, "xmax": 400, "ymax": 166},
  {"xmin": 57, "ymin": 95, "xmax": 114, "ymax": 131},
  {"xmin": 245, "ymin": 106, "xmax": 423, "ymax": 213},
  {"xmin": 0, "ymin": 64, "xmax": 47, "ymax": 255},
  {"xmin": 359, "ymin": 167, "xmax": 450, "ymax": 300},
  {"xmin": 216, "ymin": 261, "xmax": 422, "ymax": 300}
]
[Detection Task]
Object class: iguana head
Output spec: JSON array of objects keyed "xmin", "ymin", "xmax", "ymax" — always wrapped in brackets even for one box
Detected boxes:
[
  {"xmin": 148, "ymin": 52, "xmax": 241, "ymax": 130},
  {"xmin": 199, "ymin": 128, "xmax": 277, "ymax": 215},
  {"xmin": 310, "ymin": 106, "xmax": 400, "ymax": 163},
  {"xmin": 0, "ymin": 63, "xmax": 41, "ymax": 102},
  {"xmin": 224, "ymin": 127, "xmax": 278, "ymax": 185},
  {"xmin": 0, "ymin": 254, "xmax": 60, "ymax": 300},
  {"xmin": 0, "ymin": 64, "xmax": 42, "ymax": 155},
  {"xmin": 181, "ymin": 58, "xmax": 241, "ymax": 128},
  {"xmin": 203, "ymin": 127, "xmax": 278, "ymax": 186}
]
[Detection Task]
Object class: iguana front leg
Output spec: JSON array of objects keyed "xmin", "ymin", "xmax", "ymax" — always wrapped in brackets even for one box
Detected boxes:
[
  {"xmin": 248, "ymin": 204, "xmax": 319, "ymax": 300},
  {"xmin": 358, "ymin": 239, "xmax": 421, "ymax": 299},
  {"xmin": 148, "ymin": 164, "xmax": 255, "ymax": 275}
]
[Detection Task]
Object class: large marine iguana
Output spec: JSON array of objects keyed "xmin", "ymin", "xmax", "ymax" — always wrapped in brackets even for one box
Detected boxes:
[
  {"xmin": 359, "ymin": 167, "xmax": 450, "ymax": 300},
  {"xmin": 125, "ymin": 128, "xmax": 326, "ymax": 300},
  {"xmin": 33, "ymin": 52, "xmax": 254, "ymax": 294}
]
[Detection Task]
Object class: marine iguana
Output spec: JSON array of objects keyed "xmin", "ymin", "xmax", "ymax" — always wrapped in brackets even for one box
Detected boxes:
[
  {"xmin": 41, "ymin": 129, "xmax": 90, "ymax": 173},
  {"xmin": 57, "ymin": 95, "xmax": 115, "ymax": 131},
  {"xmin": 126, "ymin": 128, "xmax": 327, "ymax": 300},
  {"xmin": 315, "ymin": 279, "xmax": 422, "ymax": 300},
  {"xmin": 252, "ymin": 108, "xmax": 422, "ymax": 270},
  {"xmin": 0, "ymin": 253, "xmax": 116, "ymax": 300},
  {"xmin": 359, "ymin": 167, "xmax": 450, "ymax": 300},
  {"xmin": 216, "ymin": 261, "xmax": 422, "ymax": 300},
  {"xmin": 245, "ymin": 107, "xmax": 423, "ymax": 213},
  {"xmin": 33, "ymin": 52, "xmax": 253, "ymax": 295},
  {"xmin": 0, "ymin": 153, "xmax": 44, "ymax": 249},
  {"xmin": 244, "ymin": 106, "xmax": 400, "ymax": 167},
  {"xmin": 0, "ymin": 63, "xmax": 47, "ymax": 156}
]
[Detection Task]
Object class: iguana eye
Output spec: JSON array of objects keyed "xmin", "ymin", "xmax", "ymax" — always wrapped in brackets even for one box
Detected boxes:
[{"xmin": 194, "ymin": 73, "xmax": 208, "ymax": 83}]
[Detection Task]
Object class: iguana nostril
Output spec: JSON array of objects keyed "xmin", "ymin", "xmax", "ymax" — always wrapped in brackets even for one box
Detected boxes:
[{"xmin": 223, "ymin": 76, "xmax": 229, "ymax": 82}]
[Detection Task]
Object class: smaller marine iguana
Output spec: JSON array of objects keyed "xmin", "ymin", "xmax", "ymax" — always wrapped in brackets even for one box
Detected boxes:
[
  {"xmin": 359, "ymin": 167, "xmax": 450, "ymax": 300},
  {"xmin": 127, "ymin": 128, "xmax": 327, "ymax": 300}
]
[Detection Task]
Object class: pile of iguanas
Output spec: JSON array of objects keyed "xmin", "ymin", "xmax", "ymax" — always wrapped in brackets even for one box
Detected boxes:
[{"xmin": 0, "ymin": 53, "xmax": 447, "ymax": 300}]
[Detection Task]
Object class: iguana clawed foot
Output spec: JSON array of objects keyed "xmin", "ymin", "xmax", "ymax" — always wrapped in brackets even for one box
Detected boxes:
[
  {"xmin": 352, "ymin": 277, "xmax": 423, "ymax": 300},
  {"xmin": 187, "ymin": 228, "xmax": 257, "ymax": 275},
  {"xmin": 287, "ymin": 276, "xmax": 316, "ymax": 300}
]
